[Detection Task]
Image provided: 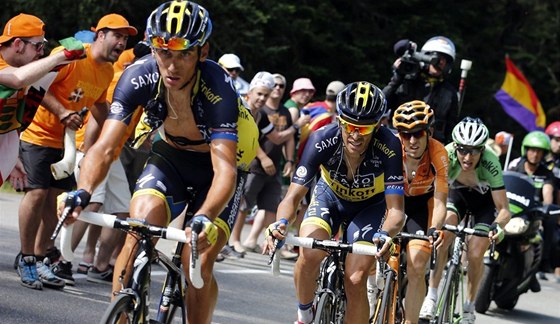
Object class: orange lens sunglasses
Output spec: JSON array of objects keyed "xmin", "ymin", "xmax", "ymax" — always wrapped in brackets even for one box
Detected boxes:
[
  {"xmin": 337, "ymin": 117, "xmax": 377, "ymax": 135},
  {"xmin": 150, "ymin": 36, "xmax": 190, "ymax": 51}
]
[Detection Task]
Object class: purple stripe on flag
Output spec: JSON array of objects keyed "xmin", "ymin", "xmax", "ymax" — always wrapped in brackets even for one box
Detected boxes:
[{"xmin": 495, "ymin": 90, "xmax": 540, "ymax": 131}]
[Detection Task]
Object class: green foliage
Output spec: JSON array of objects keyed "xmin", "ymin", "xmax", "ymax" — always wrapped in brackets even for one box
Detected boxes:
[{"xmin": 1, "ymin": 0, "xmax": 559, "ymax": 146}]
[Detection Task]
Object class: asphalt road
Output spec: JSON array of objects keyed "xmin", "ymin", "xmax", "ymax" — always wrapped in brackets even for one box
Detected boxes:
[{"xmin": 1, "ymin": 192, "xmax": 559, "ymax": 323}]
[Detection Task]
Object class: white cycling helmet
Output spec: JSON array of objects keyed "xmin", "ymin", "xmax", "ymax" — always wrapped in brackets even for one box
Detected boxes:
[
  {"xmin": 421, "ymin": 36, "xmax": 456, "ymax": 62},
  {"xmin": 452, "ymin": 117, "xmax": 489, "ymax": 147}
]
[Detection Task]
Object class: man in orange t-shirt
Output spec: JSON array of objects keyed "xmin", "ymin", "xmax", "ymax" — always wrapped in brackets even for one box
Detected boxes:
[{"xmin": 16, "ymin": 13, "xmax": 137, "ymax": 290}]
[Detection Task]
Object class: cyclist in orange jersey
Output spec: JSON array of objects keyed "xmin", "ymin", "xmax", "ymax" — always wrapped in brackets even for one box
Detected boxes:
[{"xmin": 391, "ymin": 101, "xmax": 447, "ymax": 323}]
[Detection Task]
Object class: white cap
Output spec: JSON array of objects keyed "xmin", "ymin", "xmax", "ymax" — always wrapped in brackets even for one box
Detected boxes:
[
  {"xmin": 326, "ymin": 81, "xmax": 345, "ymax": 96},
  {"xmin": 249, "ymin": 71, "xmax": 275, "ymax": 91},
  {"xmin": 218, "ymin": 53, "xmax": 244, "ymax": 71}
]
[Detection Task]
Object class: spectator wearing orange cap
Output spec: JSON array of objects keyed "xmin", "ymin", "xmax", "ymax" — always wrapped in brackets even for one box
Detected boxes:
[
  {"xmin": 16, "ymin": 13, "xmax": 137, "ymax": 289},
  {"xmin": 0, "ymin": 14, "xmax": 86, "ymax": 197}
]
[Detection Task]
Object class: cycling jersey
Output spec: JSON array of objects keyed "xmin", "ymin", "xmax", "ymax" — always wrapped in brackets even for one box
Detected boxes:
[
  {"xmin": 401, "ymin": 136, "xmax": 448, "ymax": 196},
  {"xmin": 295, "ymin": 123, "xmax": 404, "ymax": 203},
  {"xmin": 446, "ymin": 143, "xmax": 505, "ymax": 194},
  {"xmin": 107, "ymin": 56, "xmax": 257, "ymax": 171}
]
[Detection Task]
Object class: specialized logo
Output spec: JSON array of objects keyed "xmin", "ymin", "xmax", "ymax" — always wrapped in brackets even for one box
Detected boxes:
[
  {"xmin": 296, "ymin": 166, "xmax": 308, "ymax": 178},
  {"xmin": 361, "ymin": 224, "xmax": 374, "ymax": 240},
  {"xmin": 131, "ymin": 72, "xmax": 159, "ymax": 90},
  {"xmin": 137, "ymin": 173, "xmax": 155, "ymax": 189}
]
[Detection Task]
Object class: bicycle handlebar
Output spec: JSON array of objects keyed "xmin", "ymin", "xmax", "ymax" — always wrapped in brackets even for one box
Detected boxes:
[
  {"xmin": 270, "ymin": 235, "xmax": 378, "ymax": 275},
  {"xmin": 58, "ymin": 211, "xmax": 201, "ymax": 286},
  {"xmin": 442, "ymin": 224, "xmax": 489, "ymax": 238}
]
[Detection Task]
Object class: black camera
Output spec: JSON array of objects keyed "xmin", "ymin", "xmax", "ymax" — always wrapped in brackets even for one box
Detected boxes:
[{"xmin": 396, "ymin": 41, "xmax": 439, "ymax": 76}]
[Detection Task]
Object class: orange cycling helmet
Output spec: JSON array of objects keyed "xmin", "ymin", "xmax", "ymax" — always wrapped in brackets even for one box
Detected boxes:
[{"xmin": 392, "ymin": 100, "xmax": 434, "ymax": 133}]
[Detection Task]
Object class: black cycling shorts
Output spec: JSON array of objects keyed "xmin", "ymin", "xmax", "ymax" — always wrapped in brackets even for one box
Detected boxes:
[{"xmin": 447, "ymin": 187, "xmax": 496, "ymax": 225}]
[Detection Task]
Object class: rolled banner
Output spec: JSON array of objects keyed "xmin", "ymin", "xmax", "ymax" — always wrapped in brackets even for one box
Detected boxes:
[{"xmin": 51, "ymin": 128, "xmax": 77, "ymax": 180}]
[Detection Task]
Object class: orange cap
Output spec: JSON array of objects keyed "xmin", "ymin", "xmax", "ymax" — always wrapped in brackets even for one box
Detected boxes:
[
  {"xmin": 91, "ymin": 14, "xmax": 138, "ymax": 36},
  {"xmin": 0, "ymin": 13, "xmax": 45, "ymax": 44}
]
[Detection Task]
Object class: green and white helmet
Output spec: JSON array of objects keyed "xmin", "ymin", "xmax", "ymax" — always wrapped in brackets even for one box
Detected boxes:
[
  {"xmin": 452, "ymin": 117, "xmax": 489, "ymax": 147},
  {"xmin": 521, "ymin": 131, "xmax": 550, "ymax": 156}
]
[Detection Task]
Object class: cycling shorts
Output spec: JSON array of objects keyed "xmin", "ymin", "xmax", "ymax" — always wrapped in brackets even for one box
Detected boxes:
[
  {"xmin": 404, "ymin": 192, "xmax": 434, "ymax": 235},
  {"xmin": 447, "ymin": 187, "xmax": 496, "ymax": 226},
  {"xmin": 301, "ymin": 178, "xmax": 386, "ymax": 244},
  {"xmin": 132, "ymin": 140, "xmax": 245, "ymax": 239}
]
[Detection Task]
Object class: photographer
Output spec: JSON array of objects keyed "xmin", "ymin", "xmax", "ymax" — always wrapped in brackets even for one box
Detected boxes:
[{"xmin": 383, "ymin": 36, "xmax": 459, "ymax": 144}]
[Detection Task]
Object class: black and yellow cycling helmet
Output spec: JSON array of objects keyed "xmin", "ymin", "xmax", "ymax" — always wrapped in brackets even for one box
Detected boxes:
[
  {"xmin": 146, "ymin": 1, "xmax": 212, "ymax": 50},
  {"xmin": 392, "ymin": 100, "xmax": 434, "ymax": 133},
  {"xmin": 336, "ymin": 81, "xmax": 387, "ymax": 125}
]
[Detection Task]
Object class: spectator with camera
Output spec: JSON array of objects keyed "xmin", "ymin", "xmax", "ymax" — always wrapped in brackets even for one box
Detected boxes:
[{"xmin": 383, "ymin": 36, "xmax": 459, "ymax": 144}]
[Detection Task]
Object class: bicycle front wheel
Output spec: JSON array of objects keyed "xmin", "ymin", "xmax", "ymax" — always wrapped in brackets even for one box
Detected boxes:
[
  {"xmin": 314, "ymin": 292, "xmax": 335, "ymax": 324},
  {"xmin": 437, "ymin": 263, "xmax": 458, "ymax": 324},
  {"xmin": 373, "ymin": 270, "xmax": 395, "ymax": 324},
  {"xmin": 99, "ymin": 294, "xmax": 136, "ymax": 324}
]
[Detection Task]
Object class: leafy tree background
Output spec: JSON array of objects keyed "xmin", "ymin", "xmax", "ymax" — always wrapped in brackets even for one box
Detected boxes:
[{"xmin": 2, "ymin": 0, "xmax": 559, "ymax": 156}]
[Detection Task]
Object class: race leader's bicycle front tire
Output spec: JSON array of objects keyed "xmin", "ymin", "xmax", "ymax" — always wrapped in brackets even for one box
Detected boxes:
[
  {"xmin": 374, "ymin": 270, "xmax": 396, "ymax": 324},
  {"xmin": 99, "ymin": 294, "xmax": 136, "ymax": 324},
  {"xmin": 314, "ymin": 292, "xmax": 335, "ymax": 324}
]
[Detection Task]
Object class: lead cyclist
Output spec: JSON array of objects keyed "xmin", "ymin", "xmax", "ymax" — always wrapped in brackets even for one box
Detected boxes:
[{"xmin": 56, "ymin": 2, "xmax": 258, "ymax": 323}]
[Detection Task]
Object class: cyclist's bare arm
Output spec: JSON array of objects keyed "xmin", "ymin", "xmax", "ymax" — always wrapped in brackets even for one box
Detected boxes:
[
  {"xmin": 382, "ymin": 193, "xmax": 405, "ymax": 237},
  {"xmin": 195, "ymin": 138, "xmax": 238, "ymax": 221},
  {"xmin": 491, "ymin": 188, "xmax": 511, "ymax": 228},
  {"xmin": 0, "ymin": 51, "xmax": 77, "ymax": 89},
  {"xmin": 430, "ymin": 191, "xmax": 448, "ymax": 247},
  {"xmin": 264, "ymin": 182, "xmax": 308, "ymax": 252},
  {"xmin": 66, "ymin": 119, "xmax": 128, "ymax": 218}
]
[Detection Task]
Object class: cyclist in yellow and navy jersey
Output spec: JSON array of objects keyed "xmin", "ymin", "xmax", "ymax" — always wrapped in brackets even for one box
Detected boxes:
[
  {"xmin": 58, "ymin": 2, "xmax": 258, "ymax": 323},
  {"xmin": 265, "ymin": 81, "xmax": 405, "ymax": 324}
]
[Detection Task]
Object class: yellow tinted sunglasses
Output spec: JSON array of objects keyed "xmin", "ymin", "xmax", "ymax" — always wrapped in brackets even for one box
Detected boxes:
[
  {"xmin": 150, "ymin": 36, "xmax": 190, "ymax": 51},
  {"xmin": 337, "ymin": 117, "xmax": 377, "ymax": 135}
]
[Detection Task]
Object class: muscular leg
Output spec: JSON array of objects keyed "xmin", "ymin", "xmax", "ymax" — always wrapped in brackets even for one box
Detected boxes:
[
  {"xmin": 344, "ymin": 250, "xmax": 376, "ymax": 324},
  {"xmin": 111, "ymin": 195, "xmax": 167, "ymax": 299},
  {"xmin": 466, "ymin": 236, "xmax": 490, "ymax": 301},
  {"xmin": 294, "ymin": 225, "xmax": 329, "ymax": 307},
  {"xmin": 19, "ymin": 188, "xmax": 48, "ymax": 255},
  {"xmin": 405, "ymin": 243, "xmax": 431, "ymax": 324},
  {"xmin": 230, "ymin": 207, "xmax": 247, "ymax": 251}
]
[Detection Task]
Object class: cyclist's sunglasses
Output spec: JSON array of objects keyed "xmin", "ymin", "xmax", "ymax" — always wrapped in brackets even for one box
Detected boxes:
[
  {"xmin": 456, "ymin": 145, "xmax": 484, "ymax": 156},
  {"xmin": 337, "ymin": 117, "xmax": 377, "ymax": 136},
  {"xmin": 400, "ymin": 130, "xmax": 426, "ymax": 140},
  {"xmin": 150, "ymin": 36, "xmax": 190, "ymax": 51}
]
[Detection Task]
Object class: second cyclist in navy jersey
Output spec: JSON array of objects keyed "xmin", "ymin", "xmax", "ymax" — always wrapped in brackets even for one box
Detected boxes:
[{"xmin": 265, "ymin": 81, "xmax": 405, "ymax": 324}]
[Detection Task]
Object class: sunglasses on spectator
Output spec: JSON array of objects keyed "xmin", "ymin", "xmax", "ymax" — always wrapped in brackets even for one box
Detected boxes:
[
  {"xmin": 226, "ymin": 67, "xmax": 241, "ymax": 73},
  {"xmin": 150, "ymin": 36, "xmax": 190, "ymax": 51},
  {"xmin": 337, "ymin": 117, "xmax": 377, "ymax": 136},
  {"xmin": 400, "ymin": 130, "xmax": 427, "ymax": 140},
  {"xmin": 274, "ymin": 83, "xmax": 285, "ymax": 89},
  {"xmin": 549, "ymin": 136, "xmax": 560, "ymax": 141},
  {"xmin": 22, "ymin": 39, "xmax": 47, "ymax": 52},
  {"xmin": 456, "ymin": 145, "xmax": 484, "ymax": 156}
]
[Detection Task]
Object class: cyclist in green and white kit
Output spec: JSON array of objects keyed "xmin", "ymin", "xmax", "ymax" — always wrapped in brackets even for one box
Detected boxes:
[{"xmin": 419, "ymin": 117, "xmax": 511, "ymax": 323}]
